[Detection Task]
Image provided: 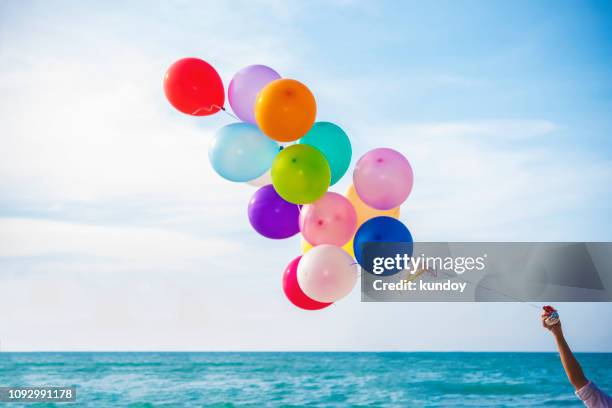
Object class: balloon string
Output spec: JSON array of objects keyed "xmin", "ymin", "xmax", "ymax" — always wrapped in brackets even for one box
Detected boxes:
[
  {"xmin": 421, "ymin": 267, "xmax": 542, "ymax": 309},
  {"xmin": 191, "ymin": 104, "xmax": 239, "ymax": 121},
  {"xmin": 191, "ymin": 105, "xmax": 216, "ymax": 115},
  {"xmin": 218, "ymin": 106, "xmax": 239, "ymax": 121}
]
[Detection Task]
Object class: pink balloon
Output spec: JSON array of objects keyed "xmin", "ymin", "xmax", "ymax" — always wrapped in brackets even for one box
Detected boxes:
[
  {"xmin": 299, "ymin": 192, "xmax": 357, "ymax": 246},
  {"xmin": 353, "ymin": 148, "xmax": 413, "ymax": 210},
  {"xmin": 282, "ymin": 256, "xmax": 332, "ymax": 310},
  {"xmin": 228, "ymin": 65, "xmax": 281, "ymax": 124},
  {"xmin": 297, "ymin": 245, "xmax": 358, "ymax": 303}
]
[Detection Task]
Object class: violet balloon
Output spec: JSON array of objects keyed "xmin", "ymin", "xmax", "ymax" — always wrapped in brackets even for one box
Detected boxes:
[
  {"xmin": 228, "ymin": 65, "xmax": 281, "ymax": 124},
  {"xmin": 353, "ymin": 148, "xmax": 413, "ymax": 210},
  {"xmin": 300, "ymin": 192, "xmax": 357, "ymax": 246},
  {"xmin": 248, "ymin": 185, "xmax": 300, "ymax": 239}
]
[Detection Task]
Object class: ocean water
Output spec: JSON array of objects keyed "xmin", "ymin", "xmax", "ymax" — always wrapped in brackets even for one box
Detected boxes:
[{"xmin": 1, "ymin": 352, "xmax": 611, "ymax": 407}]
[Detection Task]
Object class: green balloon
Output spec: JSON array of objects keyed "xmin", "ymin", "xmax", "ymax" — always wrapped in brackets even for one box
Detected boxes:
[
  {"xmin": 300, "ymin": 122, "xmax": 351, "ymax": 185},
  {"xmin": 271, "ymin": 144, "xmax": 331, "ymax": 204}
]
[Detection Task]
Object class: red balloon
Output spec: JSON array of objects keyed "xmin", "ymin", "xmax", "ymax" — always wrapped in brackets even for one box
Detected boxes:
[
  {"xmin": 163, "ymin": 57, "xmax": 225, "ymax": 116},
  {"xmin": 282, "ymin": 255, "xmax": 332, "ymax": 310}
]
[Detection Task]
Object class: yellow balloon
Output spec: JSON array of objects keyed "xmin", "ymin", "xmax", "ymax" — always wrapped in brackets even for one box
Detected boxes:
[
  {"xmin": 343, "ymin": 238, "xmax": 355, "ymax": 259},
  {"xmin": 345, "ymin": 184, "xmax": 400, "ymax": 227},
  {"xmin": 301, "ymin": 237, "xmax": 313, "ymax": 253},
  {"xmin": 301, "ymin": 237, "xmax": 354, "ymax": 259}
]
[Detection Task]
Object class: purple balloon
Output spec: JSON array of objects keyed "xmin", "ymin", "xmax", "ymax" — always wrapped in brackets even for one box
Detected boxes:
[
  {"xmin": 248, "ymin": 184, "xmax": 300, "ymax": 239},
  {"xmin": 228, "ymin": 65, "xmax": 281, "ymax": 124}
]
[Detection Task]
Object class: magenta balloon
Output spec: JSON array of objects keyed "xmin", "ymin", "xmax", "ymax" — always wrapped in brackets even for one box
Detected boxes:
[
  {"xmin": 228, "ymin": 65, "xmax": 281, "ymax": 124},
  {"xmin": 282, "ymin": 255, "xmax": 332, "ymax": 310},
  {"xmin": 248, "ymin": 184, "xmax": 300, "ymax": 239},
  {"xmin": 353, "ymin": 148, "xmax": 413, "ymax": 210},
  {"xmin": 300, "ymin": 192, "xmax": 357, "ymax": 246}
]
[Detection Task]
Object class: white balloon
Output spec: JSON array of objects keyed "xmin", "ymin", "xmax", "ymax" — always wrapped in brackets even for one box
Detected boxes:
[
  {"xmin": 297, "ymin": 244, "xmax": 358, "ymax": 303},
  {"xmin": 246, "ymin": 169, "xmax": 272, "ymax": 187}
]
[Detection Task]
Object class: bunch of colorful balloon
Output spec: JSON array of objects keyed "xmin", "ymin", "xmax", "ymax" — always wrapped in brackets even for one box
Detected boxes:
[{"xmin": 163, "ymin": 58, "xmax": 414, "ymax": 311}]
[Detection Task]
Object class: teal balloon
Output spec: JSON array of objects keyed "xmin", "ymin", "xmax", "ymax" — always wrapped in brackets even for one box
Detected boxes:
[
  {"xmin": 209, "ymin": 123, "xmax": 278, "ymax": 182},
  {"xmin": 300, "ymin": 122, "xmax": 351, "ymax": 185}
]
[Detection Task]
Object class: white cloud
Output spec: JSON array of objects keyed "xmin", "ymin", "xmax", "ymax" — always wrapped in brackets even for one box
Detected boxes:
[
  {"xmin": 396, "ymin": 119, "xmax": 559, "ymax": 139},
  {"xmin": 0, "ymin": 37, "xmax": 234, "ymax": 204},
  {"xmin": 0, "ymin": 217, "xmax": 240, "ymax": 270},
  {"xmin": 367, "ymin": 120, "xmax": 612, "ymax": 241},
  {"xmin": 0, "ymin": 0, "xmax": 309, "ymax": 206}
]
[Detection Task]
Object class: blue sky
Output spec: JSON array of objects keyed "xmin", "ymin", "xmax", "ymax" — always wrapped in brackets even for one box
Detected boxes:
[{"xmin": 0, "ymin": 0, "xmax": 611, "ymax": 351}]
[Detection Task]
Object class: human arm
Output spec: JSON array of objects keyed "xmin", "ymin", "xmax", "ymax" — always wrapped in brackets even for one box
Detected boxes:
[{"xmin": 541, "ymin": 312, "xmax": 589, "ymax": 390}]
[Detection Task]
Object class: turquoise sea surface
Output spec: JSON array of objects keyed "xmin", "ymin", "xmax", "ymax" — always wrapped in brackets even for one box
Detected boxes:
[{"xmin": 1, "ymin": 352, "xmax": 611, "ymax": 407}]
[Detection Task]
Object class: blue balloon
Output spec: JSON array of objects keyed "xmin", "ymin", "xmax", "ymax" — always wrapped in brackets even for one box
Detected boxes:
[
  {"xmin": 209, "ymin": 123, "xmax": 278, "ymax": 182},
  {"xmin": 353, "ymin": 216, "xmax": 413, "ymax": 266}
]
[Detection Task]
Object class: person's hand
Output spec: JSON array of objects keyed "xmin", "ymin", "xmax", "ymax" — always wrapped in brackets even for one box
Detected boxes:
[{"xmin": 541, "ymin": 312, "xmax": 563, "ymax": 336}]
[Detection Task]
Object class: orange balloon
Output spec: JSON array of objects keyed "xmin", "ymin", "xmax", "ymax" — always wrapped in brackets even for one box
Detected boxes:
[
  {"xmin": 345, "ymin": 184, "xmax": 400, "ymax": 227},
  {"xmin": 301, "ymin": 236, "xmax": 355, "ymax": 259},
  {"xmin": 255, "ymin": 79, "xmax": 316, "ymax": 142}
]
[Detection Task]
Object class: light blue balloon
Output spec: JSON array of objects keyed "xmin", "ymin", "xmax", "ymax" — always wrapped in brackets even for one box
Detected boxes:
[{"xmin": 209, "ymin": 123, "xmax": 279, "ymax": 182}]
